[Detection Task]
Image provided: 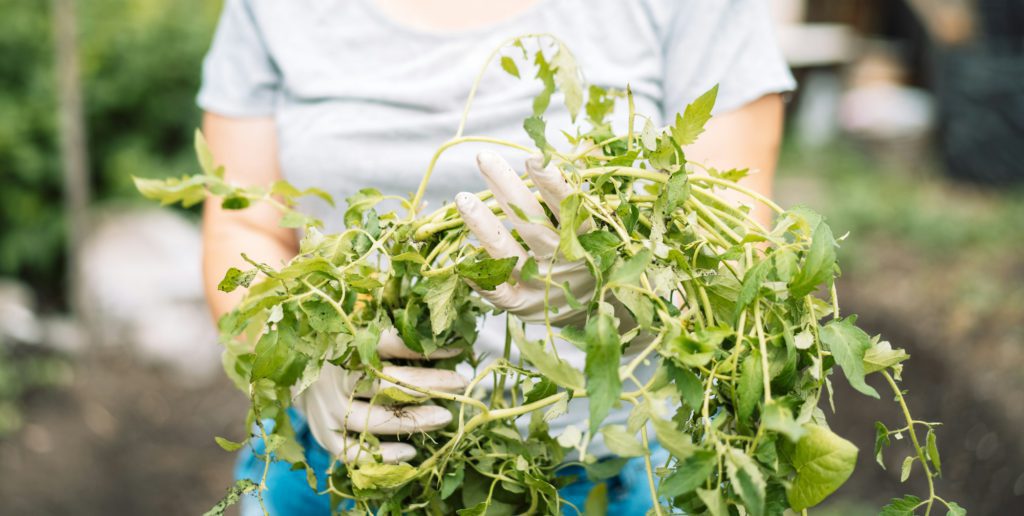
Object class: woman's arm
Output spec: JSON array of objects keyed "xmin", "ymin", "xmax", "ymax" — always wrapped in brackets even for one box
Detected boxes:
[
  {"xmin": 686, "ymin": 93, "xmax": 786, "ymax": 228},
  {"xmin": 201, "ymin": 112, "xmax": 298, "ymax": 320}
]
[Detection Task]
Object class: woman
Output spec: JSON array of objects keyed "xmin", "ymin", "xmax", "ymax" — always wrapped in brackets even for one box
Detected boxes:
[{"xmin": 199, "ymin": 0, "xmax": 794, "ymax": 513}]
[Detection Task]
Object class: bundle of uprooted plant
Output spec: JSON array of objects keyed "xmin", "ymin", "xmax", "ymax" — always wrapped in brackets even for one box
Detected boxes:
[{"xmin": 137, "ymin": 36, "xmax": 963, "ymax": 516}]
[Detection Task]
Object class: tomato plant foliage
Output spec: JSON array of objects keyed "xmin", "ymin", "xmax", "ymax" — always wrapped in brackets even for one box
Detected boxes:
[{"xmin": 139, "ymin": 36, "xmax": 962, "ymax": 515}]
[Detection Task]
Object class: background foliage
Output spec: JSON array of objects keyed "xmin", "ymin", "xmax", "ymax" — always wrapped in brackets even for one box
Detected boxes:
[{"xmin": 0, "ymin": 0, "xmax": 218, "ymax": 307}]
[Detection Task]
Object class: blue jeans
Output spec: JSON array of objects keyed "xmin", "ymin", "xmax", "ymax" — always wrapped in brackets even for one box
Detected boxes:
[{"xmin": 236, "ymin": 409, "xmax": 666, "ymax": 515}]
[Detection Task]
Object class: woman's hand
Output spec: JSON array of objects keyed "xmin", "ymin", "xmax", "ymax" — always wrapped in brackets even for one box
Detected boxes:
[
  {"xmin": 454, "ymin": 152, "xmax": 594, "ymax": 324},
  {"xmin": 300, "ymin": 328, "xmax": 467, "ymax": 464}
]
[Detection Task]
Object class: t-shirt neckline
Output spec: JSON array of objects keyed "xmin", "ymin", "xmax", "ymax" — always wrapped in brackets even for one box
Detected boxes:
[{"xmin": 357, "ymin": 0, "xmax": 550, "ymax": 39}]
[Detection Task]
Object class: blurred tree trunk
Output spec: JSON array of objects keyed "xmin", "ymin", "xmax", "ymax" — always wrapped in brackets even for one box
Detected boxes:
[{"xmin": 53, "ymin": 0, "xmax": 90, "ymax": 318}]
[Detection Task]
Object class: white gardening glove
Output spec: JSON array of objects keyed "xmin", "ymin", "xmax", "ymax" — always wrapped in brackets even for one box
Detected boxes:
[
  {"xmin": 454, "ymin": 152, "xmax": 595, "ymax": 324},
  {"xmin": 299, "ymin": 328, "xmax": 467, "ymax": 464}
]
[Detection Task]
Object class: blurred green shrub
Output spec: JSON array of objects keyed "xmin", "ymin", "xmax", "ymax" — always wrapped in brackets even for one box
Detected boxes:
[{"xmin": 0, "ymin": 0, "xmax": 219, "ymax": 308}]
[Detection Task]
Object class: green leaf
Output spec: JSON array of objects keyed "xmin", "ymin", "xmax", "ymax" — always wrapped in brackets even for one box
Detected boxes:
[
  {"xmin": 524, "ymin": 115, "xmax": 549, "ymax": 152},
  {"xmin": 607, "ymin": 248, "xmax": 652, "ymax": 286},
  {"xmin": 552, "ymin": 45, "xmax": 583, "ymax": 120},
  {"xmin": 863, "ymin": 341, "xmax": 910, "ymax": 374},
  {"xmin": 696, "ymin": 487, "xmax": 729, "ymax": 516},
  {"xmin": 662, "ymin": 170, "xmax": 690, "ymax": 212},
  {"xmin": 456, "ymin": 254, "xmax": 518, "ymax": 290},
  {"xmin": 926, "ymin": 429, "xmax": 942, "ymax": 475},
  {"xmin": 133, "ymin": 175, "xmax": 208, "ymax": 208},
  {"xmin": 670, "ymin": 84, "xmax": 718, "ymax": 146},
  {"xmin": 874, "ymin": 421, "xmax": 891, "ymax": 469},
  {"xmin": 585, "ymin": 312, "xmax": 622, "ymax": 435},
  {"xmin": 422, "ymin": 271, "xmax": 460, "ymax": 335},
  {"xmin": 218, "ymin": 267, "xmax": 257, "ymax": 293},
  {"xmin": 203, "ymin": 479, "xmax": 258, "ymax": 516},
  {"xmin": 355, "ymin": 322, "xmax": 382, "ymax": 369},
  {"xmin": 600, "ymin": 424, "xmax": 645, "ymax": 457},
  {"xmin": 509, "ymin": 318, "xmax": 584, "ymax": 390},
  {"xmin": 787, "ymin": 424, "xmax": 858, "ymax": 511},
  {"xmin": 578, "ymin": 230, "xmax": 620, "ymax": 274},
  {"xmin": 820, "ymin": 317, "xmax": 880, "ymax": 398},
  {"xmin": 532, "ymin": 50, "xmax": 555, "ymax": 116},
  {"xmin": 558, "ymin": 193, "xmax": 587, "ymax": 261},
  {"xmin": 220, "ymin": 195, "xmax": 250, "ymax": 210},
  {"xmin": 456, "ymin": 502, "xmax": 488, "ymax": 516},
  {"xmin": 666, "ymin": 362, "xmax": 703, "ymax": 412},
  {"xmin": 350, "ymin": 463, "xmax": 417, "ymax": 490},
  {"xmin": 788, "ymin": 219, "xmax": 836, "ymax": 298},
  {"xmin": 945, "ymin": 501, "xmax": 966, "ymax": 516},
  {"xmin": 300, "ymin": 299, "xmax": 345, "ymax": 334},
  {"xmin": 280, "ymin": 210, "xmax": 319, "ymax": 229},
  {"xmin": 651, "ymin": 417, "xmax": 696, "ymax": 461},
  {"xmin": 214, "ymin": 436, "xmax": 246, "ymax": 452},
  {"xmin": 194, "ymin": 129, "xmax": 217, "ymax": 176},
  {"xmin": 762, "ymin": 402, "xmax": 806, "ymax": 443},
  {"xmin": 440, "ymin": 465, "xmax": 464, "ymax": 500},
  {"xmin": 586, "ymin": 85, "xmax": 615, "ymax": 126},
  {"xmin": 658, "ymin": 450, "xmax": 716, "ymax": 498},
  {"xmin": 251, "ymin": 329, "xmax": 288, "ymax": 381},
  {"xmin": 584, "ymin": 482, "xmax": 608, "ymax": 516},
  {"xmin": 737, "ymin": 352, "xmax": 764, "ymax": 431},
  {"xmin": 500, "ymin": 55, "xmax": 520, "ymax": 78},
  {"xmin": 726, "ymin": 447, "xmax": 766, "ymax": 516},
  {"xmin": 736, "ymin": 258, "xmax": 772, "ymax": 319},
  {"xmin": 880, "ymin": 495, "xmax": 923, "ymax": 516},
  {"xmin": 900, "ymin": 455, "xmax": 914, "ymax": 482},
  {"xmin": 520, "ymin": 256, "xmax": 540, "ymax": 282}
]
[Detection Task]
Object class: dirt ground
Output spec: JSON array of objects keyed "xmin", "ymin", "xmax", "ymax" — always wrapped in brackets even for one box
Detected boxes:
[{"xmin": 0, "ymin": 350, "xmax": 245, "ymax": 515}]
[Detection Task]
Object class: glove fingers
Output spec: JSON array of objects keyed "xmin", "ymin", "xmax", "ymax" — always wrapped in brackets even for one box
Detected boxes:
[
  {"xmin": 344, "ymin": 400, "xmax": 452, "ymax": 435},
  {"xmin": 342, "ymin": 441, "xmax": 418, "ymax": 465},
  {"xmin": 455, "ymin": 192, "xmax": 528, "ymax": 267},
  {"xmin": 377, "ymin": 327, "xmax": 462, "ymax": 360},
  {"xmin": 525, "ymin": 155, "xmax": 593, "ymax": 233},
  {"xmin": 354, "ymin": 365, "xmax": 469, "ymax": 400},
  {"xmin": 476, "ymin": 151, "xmax": 558, "ymax": 257},
  {"xmin": 471, "ymin": 281, "xmax": 520, "ymax": 312}
]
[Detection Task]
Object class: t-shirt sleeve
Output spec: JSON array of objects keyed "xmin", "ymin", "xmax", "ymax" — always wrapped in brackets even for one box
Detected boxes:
[
  {"xmin": 196, "ymin": 0, "xmax": 281, "ymax": 117},
  {"xmin": 658, "ymin": 0, "xmax": 796, "ymax": 118}
]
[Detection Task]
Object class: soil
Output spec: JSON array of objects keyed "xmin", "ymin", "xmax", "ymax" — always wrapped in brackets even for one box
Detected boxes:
[{"xmin": 0, "ymin": 349, "xmax": 246, "ymax": 516}]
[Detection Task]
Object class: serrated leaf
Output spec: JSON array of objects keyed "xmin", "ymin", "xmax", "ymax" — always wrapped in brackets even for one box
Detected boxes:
[
  {"xmin": 456, "ymin": 254, "xmax": 518, "ymax": 290},
  {"xmin": 670, "ymin": 84, "xmax": 718, "ymax": 146},
  {"xmin": 789, "ymin": 218, "xmax": 836, "ymax": 298},
  {"xmin": 762, "ymin": 402, "xmax": 806, "ymax": 443},
  {"xmin": 880, "ymin": 495, "xmax": 923, "ymax": 516},
  {"xmin": 863, "ymin": 341, "xmax": 911, "ymax": 374},
  {"xmin": 350, "ymin": 463, "xmax": 417, "ymax": 490},
  {"xmin": 697, "ymin": 487, "xmax": 729, "ymax": 516},
  {"xmin": 194, "ymin": 129, "xmax": 216, "ymax": 176},
  {"xmin": 658, "ymin": 450, "xmax": 716, "ymax": 498},
  {"xmin": 666, "ymin": 362, "xmax": 703, "ymax": 412},
  {"xmin": 820, "ymin": 317, "xmax": 879, "ymax": 398},
  {"xmin": 509, "ymin": 318, "xmax": 584, "ymax": 391},
  {"xmin": 133, "ymin": 175, "xmax": 208, "ymax": 208},
  {"xmin": 651, "ymin": 417, "xmax": 696, "ymax": 461},
  {"xmin": 787, "ymin": 424, "xmax": 858, "ymax": 511},
  {"xmin": 600, "ymin": 424, "xmax": 645, "ymax": 457},
  {"xmin": 558, "ymin": 193, "xmax": 587, "ymax": 260},
  {"xmin": 945, "ymin": 501, "xmax": 966, "ymax": 516},
  {"xmin": 726, "ymin": 447, "xmax": 766, "ymax": 516},
  {"xmin": 218, "ymin": 267, "xmax": 257, "ymax": 293},
  {"xmin": 300, "ymin": 299, "xmax": 345, "ymax": 333},
  {"xmin": 355, "ymin": 322, "xmax": 382, "ymax": 369},
  {"xmin": 607, "ymin": 248, "xmax": 652, "ymax": 286},
  {"xmin": 422, "ymin": 271, "xmax": 460, "ymax": 335},
  {"xmin": 875, "ymin": 421, "xmax": 891, "ymax": 469},
  {"xmin": 552, "ymin": 45, "xmax": 582, "ymax": 120},
  {"xmin": 585, "ymin": 312, "xmax": 621, "ymax": 435}
]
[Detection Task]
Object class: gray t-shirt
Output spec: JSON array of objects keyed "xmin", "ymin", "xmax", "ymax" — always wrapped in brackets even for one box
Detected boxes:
[{"xmin": 199, "ymin": 0, "xmax": 795, "ymax": 455}]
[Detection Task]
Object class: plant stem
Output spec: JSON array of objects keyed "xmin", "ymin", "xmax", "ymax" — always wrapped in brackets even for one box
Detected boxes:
[{"xmin": 882, "ymin": 370, "xmax": 936, "ymax": 515}]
